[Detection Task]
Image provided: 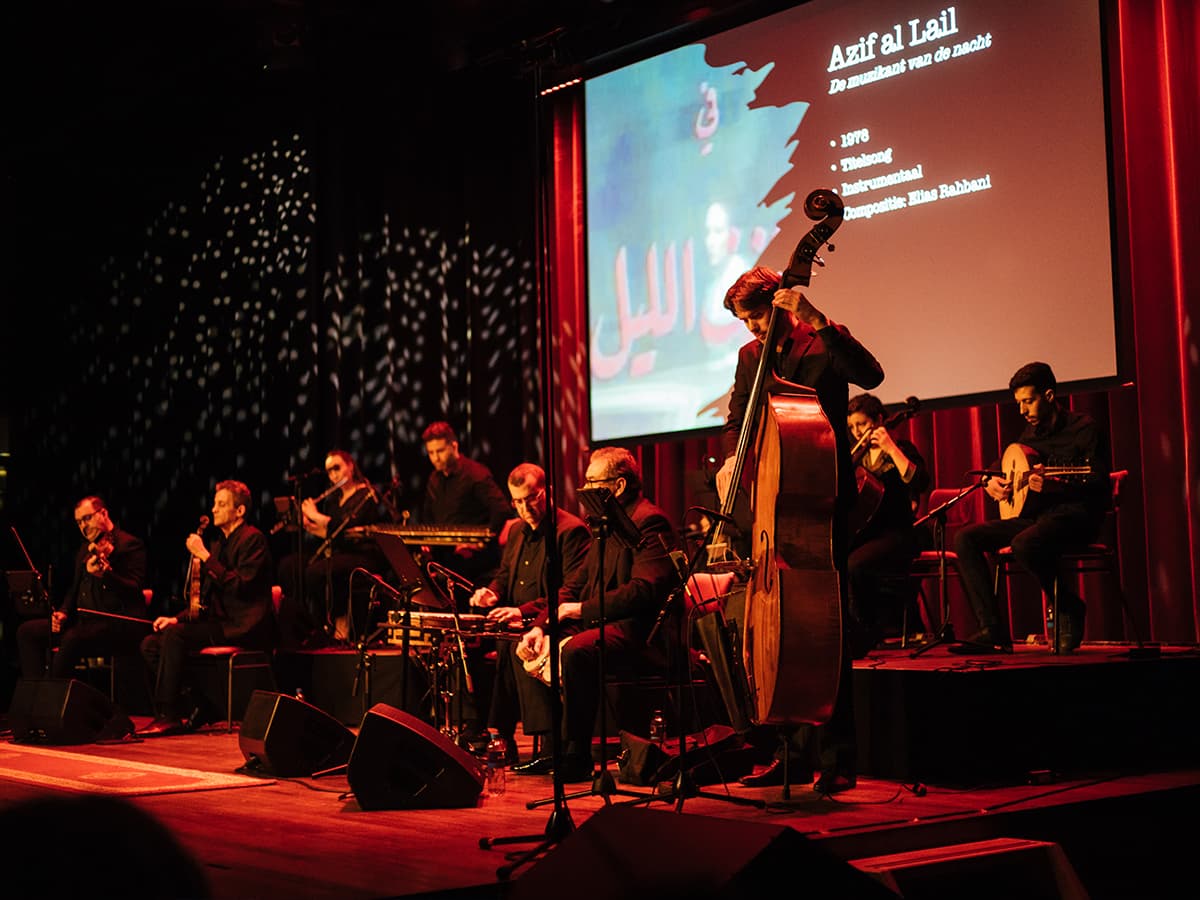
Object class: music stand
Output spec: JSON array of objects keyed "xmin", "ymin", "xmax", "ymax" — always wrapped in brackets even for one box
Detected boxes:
[
  {"xmin": 910, "ymin": 478, "xmax": 987, "ymax": 657},
  {"xmin": 372, "ymin": 533, "xmax": 450, "ymax": 611},
  {"xmin": 9, "ymin": 526, "xmax": 53, "ymax": 673}
]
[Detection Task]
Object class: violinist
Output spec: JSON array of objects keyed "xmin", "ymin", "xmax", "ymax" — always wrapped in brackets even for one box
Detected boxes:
[
  {"xmin": 139, "ymin": 480, "xmax": 275, "ymax": 736},
  {"xmin": 716, "ymin": 266, "xmax": 883, "ymax": 794},
  {"xmin": 845, "ymin": 393, "xmax": 929, "ymax": 656},
  {"xmin": 16, "ymin": 496, "xmax": 148, "ymax": 679},
  {"xmin": 276, "ymin": 450, "xmax": 385, "ymax": 647}
]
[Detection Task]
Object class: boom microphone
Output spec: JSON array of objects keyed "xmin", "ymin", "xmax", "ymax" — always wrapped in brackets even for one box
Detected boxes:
[
  {"xmin": 691, "ymin": 506, "xmax": 738, "ymax": 526},
  {"xmin": 359, "ymin": 570, "xmax": 417, "ymax": 604},
  {"xmin": 427, "ymin": 561, "xmax": 475, "ymax": 592}
]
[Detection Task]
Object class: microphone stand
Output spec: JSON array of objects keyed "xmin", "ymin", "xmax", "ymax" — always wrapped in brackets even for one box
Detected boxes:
[
  {"xmin": 910, "ymin": 477, "xmax": 988, "ymax": 657},
  {"xmin": 478, "ymin": 34, "xmax": 573, "ymax": 875},
  {"xmin": 281, "ymin": 473, "xmax": 305, "ymax": 635},
  {"xmin": 428, "ymin": 571, "xmax": 475, "ymax": 742},
  {"xmin": 310, "ymin": 484, "xmax": 375, "ymax": 642}
]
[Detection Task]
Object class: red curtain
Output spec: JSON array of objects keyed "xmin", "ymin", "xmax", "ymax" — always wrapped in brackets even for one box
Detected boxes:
[{"xmin": 546, "ymin": 0, "xmax": 1199, "ymax": 643}]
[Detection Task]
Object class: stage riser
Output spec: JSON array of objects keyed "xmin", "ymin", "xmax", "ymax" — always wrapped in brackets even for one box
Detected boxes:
[
  {"xmin": 273, "ymin": 650, "xmax": 433, "ymax": 726},
  {"xmin": 855, "ymin": 656, "xmax": 1200, "ymax": 783}
]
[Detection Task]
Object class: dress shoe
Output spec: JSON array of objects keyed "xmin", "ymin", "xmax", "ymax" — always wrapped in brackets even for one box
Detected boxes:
[
  {"xmin": 738, "ymin": 758, "xmax": 813, "ymax": 787},
  {"xmin": 511, "ymin": 756, "xmax": 555, "ymax": 776},
  {"xmin": 813, "ymin": 769, "xmax": 857, "ymax": 795},
  {"xmin": 136, "ymin": 715, "xmax": 187, "ymax": 738},
  {"xmin": 948, "ymin": 626, "xmax": 1012, "ymax": 654}
]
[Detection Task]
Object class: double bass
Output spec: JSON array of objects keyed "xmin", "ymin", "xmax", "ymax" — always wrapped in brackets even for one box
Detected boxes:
[{"xmin": 712, "ymin": 189, "xmax": 846, "ymax": 727}]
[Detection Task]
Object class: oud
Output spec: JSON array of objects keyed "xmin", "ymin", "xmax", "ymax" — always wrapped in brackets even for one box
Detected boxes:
[{"xmin": 998, "ymin": 443, "xmax": 1092, "ymax": 520}]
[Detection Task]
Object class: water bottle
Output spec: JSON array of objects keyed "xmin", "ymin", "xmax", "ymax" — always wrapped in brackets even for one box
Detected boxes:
[
  {"xmin": 649, "ymin": 709, "xmax": 666, "ymax": 747},
  {"xmin": 484, "ymin": 729, "xmax": 508, "ymax": 798},
  {"xmin": 1045, "ymin": 604, "xmax": 1055, "ymax": 640}
]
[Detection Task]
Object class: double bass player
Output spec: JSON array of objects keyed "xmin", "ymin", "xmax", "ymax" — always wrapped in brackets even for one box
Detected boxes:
[{"xmin": 715, "ymin": 264, "xmax": 883, "ymax": 793}]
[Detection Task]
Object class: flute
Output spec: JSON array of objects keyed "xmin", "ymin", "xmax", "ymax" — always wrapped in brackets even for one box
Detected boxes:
[{"xmin": 310, "ymin": 476, "xmax": 349, "ymax": 504}]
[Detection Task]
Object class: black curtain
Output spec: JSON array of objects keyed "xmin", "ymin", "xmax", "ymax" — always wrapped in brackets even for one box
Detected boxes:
[{"xmin": 2, "ymin": 26, "xmax": 542, "ymax": 609}]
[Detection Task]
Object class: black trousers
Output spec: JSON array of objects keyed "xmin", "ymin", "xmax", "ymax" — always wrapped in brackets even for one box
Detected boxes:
[
  {"xmin": 953, "ymin": 507, "xmax": 1100, "ymax": 632},
  {"xmin": 559, "ymin": 621, "xmax": 668, "ymax": 757},
  {"xmin": 17, "ymin": 616, "xmax": 147, "ymax": 680},
  {"xmin": 139, "ymin": 621, "xmax": 226, "ymax": 717},
  {"xmin": 487, "ymin": 639, "xmax": 555, "ymax": 739}
]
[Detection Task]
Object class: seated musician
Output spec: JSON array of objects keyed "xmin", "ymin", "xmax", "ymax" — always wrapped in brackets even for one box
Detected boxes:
[
  {"xmin": 715, "ymin": 266, "xmax": 883, "ymax": 793},
  {"xmin": 16, "ymin": 495, "xmax": 148, "ymax": 679},
  {"xmin": 512, "ymin": 447, "xmax": 679, "ymax": 782},
  {"xmin": 468, "ymin": 463, "xmax": 591, "ymax": 766},
  {"xmin": 846, "ymin": 393, "xmax": 930, "ymax": 656},
  {"xmin": 276, "ymin": 450, "xmax": 385, "ymax": 646},
  {"xmin": 952, "ymin": 362, "xmax": 1110, "ymax": 653},
  {"xmin": 138, "ymin": 480, "xmax": 277, "ymax": 736},
  {"xmin": 420, "ymin": 421, "xmax": 511, "ymax": 598}
]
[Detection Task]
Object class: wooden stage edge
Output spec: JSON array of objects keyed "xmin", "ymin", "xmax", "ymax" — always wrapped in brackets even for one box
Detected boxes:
[{"xmin": 0, "ymin": 640, "xmax": 1197, "ymax": 899}]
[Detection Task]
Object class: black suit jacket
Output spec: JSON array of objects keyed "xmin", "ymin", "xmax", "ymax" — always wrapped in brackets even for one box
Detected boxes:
[
  {"xmin": 545, "ymin": 495, "xmax": 679, "ymax": 638},
  {"xmin": 200, "ymin": 521, "xmax": 276, "ymax": 645},
  {"xmin": 61, "ymin": 527, "xmax": 147, "ymax": 619},
  {"xmin": 487, "ymin": 509, "xmax": 592, "ymax": 620},
  {"xmin": 723, "ymin": 321, "xmax": 883, "ymax": 507}
]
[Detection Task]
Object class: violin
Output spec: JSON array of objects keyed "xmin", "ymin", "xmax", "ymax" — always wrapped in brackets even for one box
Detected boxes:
[
  {"xmin": 849, "ymin": 396, "xmax": 921, "ymax": 538},
  {"xmin": 87, "ymin": 534, "xmax": 115, "ymax": 575},
  {"xmin": 187, "ymin": 515, "xmax": 209, "ymax": 619}
]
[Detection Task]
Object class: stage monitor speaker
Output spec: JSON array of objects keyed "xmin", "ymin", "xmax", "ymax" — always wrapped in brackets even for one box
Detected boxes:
[
  {"xmin": 8, "ymin": 678, "xmax": 134, "ymax": 745},
  {"xmin": 347, "ymin": 703, "xmax": 483, "ymax": 810},
  {"xmin": 237, "ymin": 690, "xmax": 356, "ymax": 777},
  {"xmin": 510, "ymin": 806, "xmax": 897, "ymax": 900}
]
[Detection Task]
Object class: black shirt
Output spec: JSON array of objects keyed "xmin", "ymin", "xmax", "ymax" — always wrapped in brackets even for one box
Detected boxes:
[{"xmin": 1012, "ymin": 406, "xmax": 1110, "ymax": 519}]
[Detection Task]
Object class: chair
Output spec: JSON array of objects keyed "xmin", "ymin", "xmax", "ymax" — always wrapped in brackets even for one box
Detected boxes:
[
  {"xmin": 188, "ymin": 587, "xmax": 282, "ymax": 732},
  {"xmin": 600, "ymin": 571, "xmax": 736, "ymax": 739},
  {"xmin": 995, "ymin": 470, "xmax": 1129, "ymax": 653},
  {"xmin": 902, "ymin": 487, "xmax": 975, "ymax": 647},
  {"xmin": 192, "ymin": 646, "xmax": 277, "ymax": 732}
]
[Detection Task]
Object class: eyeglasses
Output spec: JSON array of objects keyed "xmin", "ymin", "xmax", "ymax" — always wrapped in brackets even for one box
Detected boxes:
[
  {"xmin": 75, "ymin": 510, "xmax": 103, "ymax": 526},
  {"xmin": 582, "ymin": 477, "xmax": 618, "ymax": 488},
  {"xmin": 510, "ymin": 488, "xmax": 545, "ymax": 509}
]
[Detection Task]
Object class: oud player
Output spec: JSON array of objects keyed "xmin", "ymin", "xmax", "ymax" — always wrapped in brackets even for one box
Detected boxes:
[{"xmin": 952, "ymin": 362, "xmax": 1110, "ymax": 654}]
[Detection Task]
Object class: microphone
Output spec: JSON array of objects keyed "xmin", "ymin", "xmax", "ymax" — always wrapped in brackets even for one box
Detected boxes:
[
  {"xmin": 966, "ymin": 470, "xmax": 1004, "ymax": 478},
  {"xmin": 359, "ymin": 571, "xmax": 417, "ymax": 604},
  {"xmin": 692, "ymin": 506, "xmax": 738, "ymax": 526},
  {"xmin": 427, "ymin": 561, "xmax": 475, "ymax": 593}
]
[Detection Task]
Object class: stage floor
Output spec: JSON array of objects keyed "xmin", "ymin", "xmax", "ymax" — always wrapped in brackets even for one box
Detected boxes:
[{"xmin": 2, "ymin": 639, "xmax": 1198, "ymax": 899}]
